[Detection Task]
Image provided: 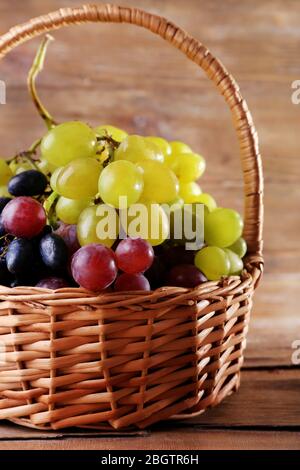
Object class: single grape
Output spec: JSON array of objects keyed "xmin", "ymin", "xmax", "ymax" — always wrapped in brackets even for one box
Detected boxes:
[
  {"xmin": 8, "ymin": 170, "xmax": 48, "ymax": 197},
  {"xmin": 55, "ymin": 223, "xmax": 80, "ymax": 255},
  {"xmin": 194, "ymin": 246, "xmax": 230, "ymax": 281},
  {"xmin": 94, "ymin": 125, "xmax": 128, "ymax": 142},
  {"xmin": 6, "ymin": 238, "xmax": 36, "ymax": 274},
  {"xmin": 167, "ymin": 264, "xmax": 207, "ymax": 288},
  {"xmin": 37, "ymin": 157, "xmax": 57, "ymax": 175},
  {"xmin": 145, "ymin": 137, "xmax": 171, "ymax": 157},
  {"xmin": 98, "ymin": 160, "xmax": 143, "ymax": 209},
  {"xmin": 114, "ymin": 272, "xmax": 150, "ymax": 292},
  {"xmin": 56, "ymin": 158, "xmax": 102, "ymax": 200},
  {"xmin": 114, "ymin": 135, "xmax": 164, "ymax": 164},
  {"xmin": 192, "ymin": 193, "xmax": 217, "ymax": 212},
  {"xmin": 170, "ymin": 141, "xmax": 192, "ymax": 155},
  {"xmin": 204, "ymin": 208, "xmax": 243, "ymax": 248},
  {"xmin": 138, "ymin": 160, "xmax": 179, "ymax": 203},
  {"xmin": 71, "ymin": 244, "xmax": 117, "ymax": 291},
  {"xmin": 179, "ymin": 182, "xmax": 202, "ymax": 203},
  {"xmin": 171, "ymin": 152, "xmax": 206, "ymax": 182},
  {"xmin": 56, "ymin": 197, "xmax": 90, "ymax": 224},
  {"xmin": 77, "ymin": 204, "xmax": 119, "ymax": 247},
  {"xmin": 41, "ymin": 121, "xmax": 97, "ymax": 166},
  {"xmin": 50, "ymin": 167, "xmax": 64, "ymax": 192},
  {"xmin": 0, "ymin": 197, "xmax": 12, "ymax": 214},
  {"xmin": 224, "ymin": 249, "xmax": 244, "ymax": 275},
  {"xmin": 160, "ymin": 244, "xmax": 197, "ymax": 268},
  {"xmin": 125, "ymin": 202, "xmax": 169, "ymax": 246},
  {"xmin": 2, "ymin": 197, "xmax": 46, "ymax": 238},
  {"xmin": 39, "ymin": 233, "xmax": 68, "ymax": 271},
  {"xmin": 115, "ymin": 238, "xmax": 154, "ymax": 274},
  {"xmin": 228, "ymin": 237, "xmax": 247, "ymax": 258},
  {"xmin": 0, "ymin": 159, "xmax": 13, "ymax": 185},
  {"xmin": 36, "ymin": 277, "xmax": 70, "ymax": 289},
  {"xmin": 144, "ymin": 255, "xmax": 166, "ymax": 289}
]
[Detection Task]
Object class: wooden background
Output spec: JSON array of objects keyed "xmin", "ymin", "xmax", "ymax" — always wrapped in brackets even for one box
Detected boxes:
[{"xmin": 0, "ymin": 0, "xmax": 299, "ymax": 450}]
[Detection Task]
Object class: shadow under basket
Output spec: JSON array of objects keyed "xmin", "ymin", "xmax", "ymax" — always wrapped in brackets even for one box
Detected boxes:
[{"xmin": 0, "ymin": 4, "xmax": 263, "ymax": 431}]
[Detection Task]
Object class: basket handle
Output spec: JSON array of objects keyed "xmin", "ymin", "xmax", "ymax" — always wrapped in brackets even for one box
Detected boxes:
[{"xmin": 0, "ymin": 3, "xmax": 263, "ymax": 261}]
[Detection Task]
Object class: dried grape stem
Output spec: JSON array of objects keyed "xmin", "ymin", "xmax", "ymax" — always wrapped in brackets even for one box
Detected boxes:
[{"xmin": 27, "ymin": 34, "xmax": 57, "ymax": 130}]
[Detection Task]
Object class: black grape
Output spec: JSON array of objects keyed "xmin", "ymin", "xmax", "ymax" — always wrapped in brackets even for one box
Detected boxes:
[
  {"xmin": 0, "ymin": 257, "xmax": 13, "ymax": 286},
  {"xmin": 8, "ymin": 170, "xmax": 48, "ymax": 197},
  {"xmin": 39, "ymin": 233, "xmax": 68, "ymax": 270},
  {"xmin": 6, "ymin": 238, "xmax": 36, "ymax": 274}
]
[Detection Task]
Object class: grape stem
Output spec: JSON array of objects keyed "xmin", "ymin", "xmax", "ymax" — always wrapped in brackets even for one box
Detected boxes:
[{"xmin": 27, "ymin": 34, "xmax": 57, "ymax": 130}]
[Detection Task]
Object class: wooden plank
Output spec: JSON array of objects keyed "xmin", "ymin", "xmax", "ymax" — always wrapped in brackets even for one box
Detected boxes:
[{"xmin": 0, "ymin": 429, "xmax": 299, "ymax": 450}]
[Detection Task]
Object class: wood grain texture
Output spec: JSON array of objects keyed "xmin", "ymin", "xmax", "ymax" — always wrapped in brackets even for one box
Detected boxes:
[{"xmin": 0, "ymin": 430, "xmax": 299, "ymax": 450}]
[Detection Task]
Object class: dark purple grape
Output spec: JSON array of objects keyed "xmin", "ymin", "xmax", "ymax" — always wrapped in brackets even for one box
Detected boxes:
[
  {"xmin": 39, "ymin": 233, "xmax": 68, "ymax": 270},
  {"xmin": 6, "ymin": 238, "xmax": 36, "ymax": 275},
  {"xmin": 0, "ymin": 216, "xmax": 6, "ymax": 237},
  {"xmin": 114, "ymin": 273, "xmax": 150, "ymax": 292},
  {"xmin": 160, "ymin": 244, "xmax": 197, "ymax": 268},
  {"xmin": 8, "ymin": 170, "xmax": 48, "ymax": 197},
  {"xmin": 36, "ymin": 277, "xmax": 70, "ymax": 289},
  {"xmin": 55, "ymin": 223, "xmax": 80, "ymax": 256},
  {"xmin": 0, "ymin": 197, "xmax": 12, "ymax": 214},
  {"xmin": 166, "ymin": 264, "xmax": 207, "ymax": 288},
  {"xmin": 144, "ymin": 255, "xmax": 166, "ymax": 289}
]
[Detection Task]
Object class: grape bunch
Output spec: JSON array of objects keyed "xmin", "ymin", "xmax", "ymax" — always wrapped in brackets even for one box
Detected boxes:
[{"xmin": 0, "ymin": 120, "xmax": 246, "ymax": 292}]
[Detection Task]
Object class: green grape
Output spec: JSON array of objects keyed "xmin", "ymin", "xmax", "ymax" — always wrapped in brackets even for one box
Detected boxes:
[
  {"xmin": 204, "ymin": 207, "xmax": 243, "ymax": 248},
  {"xmin": 0, "ymin": 159, "xmax": 13, "ymax": 185},
  {"xmin": 170, "ymin": 141, "xmax": 192, "ymax": 155},
  {"xmin": 145, "ymin": 136, "xmax": 171, "ymax": 157},
  {"xmin": 228, "ymin": 237, "xmax": 247, "ymax": 258},
  {"xmin": 224, "ymin": 249, "xmax": 243, "ymax": 275},
  {"xmin": 192, "ymin": 193, "xmax": 217, "ymax": 212},
  {"xmin": 114, "ymin": 135, "xmax": 164, "ymax": 164},
  {"xmin": 171, "ymin": 152, "xmax": 206, "ymax": 182},
  {"xmin": 9, "ymin": 158, "xmax": 35, "ymax": 175},
  {"xmin": 179, "ymin": 182, "xmax": 202, "ymax": 203},
  {"xmin": 98, "ymin": 160, "xmax": 143, "ymax": 209},
  {"xmin": 0, "ymin": 186, "xmax": 11, "ymax": 197},
  {"xmin": 123, "ymin": 201, "xmax": 169, "ymax": 246},
  {"xmin": 41, "ymin": 121, "xmax": 97, "ymax": 166},
  {"xmin": 94, "ymin": 125, "xmax": 128, "ymax": 142},
  {"xmin": 194, "ymin": 246, "xmax": 230, "ymax": 281},
  {"xmin": 138, "ymin": 160, "xmax": 179, "ymax": 203},
  {"xmin": 77, "ymin": 204, "xmax": 119, "ymax": 248},
  {"xmin": 50, "ymin": 167, "xmax": 63, "ymax": 192},
  {"xmin": 57, "ymin": 158, "xmax": 102, "ymax": 200},
  {"xmin": 37, "ymin": 157, "xmax": 57, "ymax": 175},
  {"xmin": 56, "ymin": 197, "xmax": 90, "ymax": 224}
]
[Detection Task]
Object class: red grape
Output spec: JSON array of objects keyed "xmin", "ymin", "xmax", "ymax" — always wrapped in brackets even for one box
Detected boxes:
[
  {"xmin": 114, "ymin": 273, "xmax": 150, "ymax": 292},
  {"xmin": 36, "ymin": 277, "xmax": 70, "ymax": 289},
  {"xmin": 71, "ymin": 244, "xmax": 117, "ymax": 291},
  {"xmin": 115, "ymin": 238, "xmax": 154, "ymax": 274},
  {"xmin": 55, "ymin": 223, "xmax": 80, "ymax": 256},
  {"xmin": 167, "ymin": 264, "xmax": 207, "ymax": 288},
  {"xmin": 2, "ymin": 197, "xmax": 46, "ymax": 238}
]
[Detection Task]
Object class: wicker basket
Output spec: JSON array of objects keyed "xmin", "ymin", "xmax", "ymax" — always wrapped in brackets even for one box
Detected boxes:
[{"xmin": 0, "ymin": 4, "xmax": 263, "ymax": 431}]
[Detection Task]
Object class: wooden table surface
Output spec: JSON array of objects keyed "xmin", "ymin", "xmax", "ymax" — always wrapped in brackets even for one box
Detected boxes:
[{"xmin": 0, "ymin": 0, "xmax": 299, "ymax": 450}]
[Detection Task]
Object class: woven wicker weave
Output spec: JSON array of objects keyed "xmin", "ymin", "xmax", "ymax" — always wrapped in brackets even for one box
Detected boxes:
[{"xmin": 0, "ymin": 4, "xmax": 263, "ymax": 430}]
